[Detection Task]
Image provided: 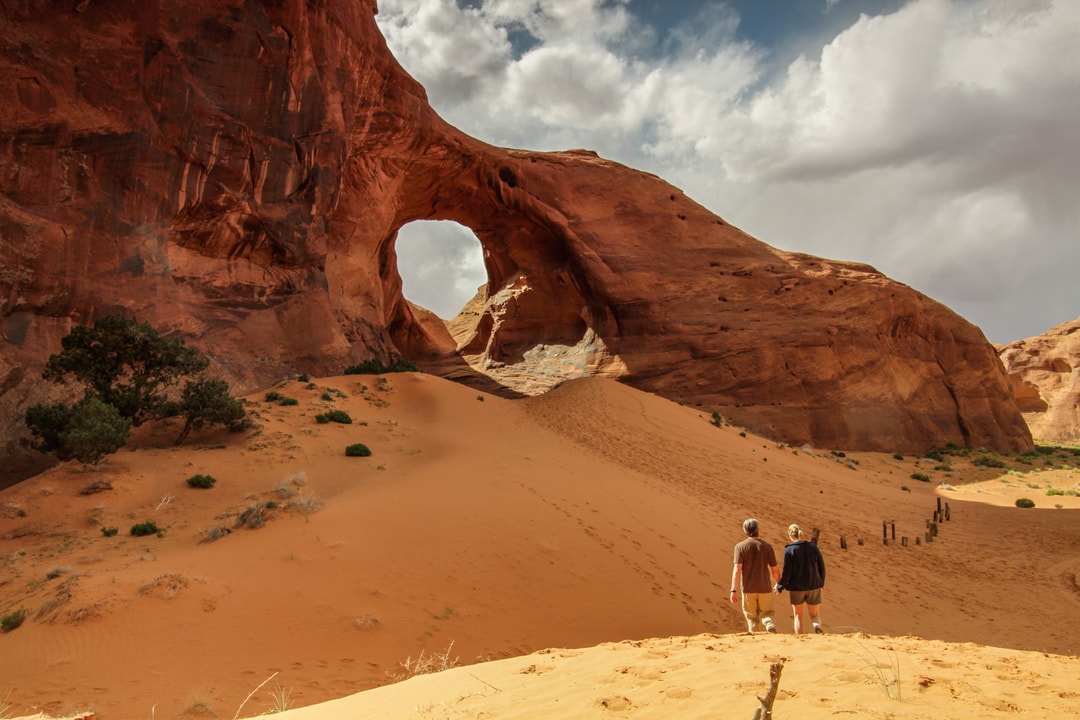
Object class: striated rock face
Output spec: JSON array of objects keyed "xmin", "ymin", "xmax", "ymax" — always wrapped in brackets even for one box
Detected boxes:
[
  {"xmin": 0, "ymin": 0, "xmax": 1031, "ymax": 474},
  {"xmin": 998, "ymin": 317, "xmax": 1080, "ymax": 443}
]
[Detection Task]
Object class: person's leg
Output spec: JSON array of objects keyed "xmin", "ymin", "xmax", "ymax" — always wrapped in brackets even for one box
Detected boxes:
[
  {"xmin": 791, "ymin": 603, "xmax": 805, "ymax": 634},
  {"xmin": 740, "ymin": 594, "xmax": 756, "ymax": 632},
  {"xmin": 759, "ymin": 592, "xmax": 776, "ymax": 632},
  {"xmin": 808, "ymin": 603, "xmax": 822, "ymax": 633}
]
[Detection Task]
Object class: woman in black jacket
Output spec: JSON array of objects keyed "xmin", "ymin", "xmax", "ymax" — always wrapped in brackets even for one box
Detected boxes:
[{"xmin": 775, "ymin": 523, "xmax": 826, "ymax": 634}]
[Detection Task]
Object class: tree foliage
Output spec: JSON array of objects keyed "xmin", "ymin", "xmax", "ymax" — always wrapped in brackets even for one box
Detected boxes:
[
  {"xmin": 43, "ymin": 314, "xmax": 208, "ymax": 425},
  {"xmin": 60, "ymin": 395, "xmax": 133, "ymax": 464},
  {"xmin": 167, "ymin": 378, "xmax": 246, "ymax": 445},
  {"xmin": 26, "ymin": 313, "xmax": 246, "ymax": 462}
]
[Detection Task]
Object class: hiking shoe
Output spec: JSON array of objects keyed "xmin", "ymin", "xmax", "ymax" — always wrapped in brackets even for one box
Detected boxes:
[
  {"xmin": 767, "ymin": 625, "xmax": 777, "ymax": 633},
  {"xmin": 814, "ymin": 625, "xmax": 823, "ymax": 634}
]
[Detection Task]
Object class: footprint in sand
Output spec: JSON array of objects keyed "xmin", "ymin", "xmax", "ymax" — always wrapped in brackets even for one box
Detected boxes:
[
  {"xmin": 663, "ymin": 686, "xmax": 693, "ymax": 700},
  {"xmin": 597, "ymin": 695, "xmax": 634, "ymax": 712}
]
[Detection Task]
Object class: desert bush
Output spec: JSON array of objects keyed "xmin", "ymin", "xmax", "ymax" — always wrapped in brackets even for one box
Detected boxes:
[
  {"xmin": 1015, "ymin": 498, "xmax": 1036, "ymax": 508},
  {"xmin": 933, "ymin": 462, "xmax": 953, "ymax": 472},
  {"xmin": 345, "ymin": 443, "xmax": 372, "ymax": 457},
  {"xmin": 315, "ymin": 410, "xmax": 352, "ymax": 424},
  {"xmin": 892, "ymin": 453, "xmax": 904, "ymax": 461},
  {"xmin": 973, "ymin": 453, "xmax": 1006, "ymax": 468},
  {"xmin": 279, "ymin": 397, "xmax": 299, "ymax": 407},
  {"xmin": 910, "ymin": 472, "xmax": 930, "ymax": 482},
  {"xmin": 296, "ymin": 374, "xmax": 310, "ymax": 383},
  {"xmin": 130, "ymin": 521, "xmax": 160, "ymax": 537},
  {"xmin": 0, "ymin": 607, "xmax": 29, "ymax": 633},
  {"xmin": 185, "ymin": 474, "xmax": 216, "ymax": 489},
  {"xmin": 344, "ymin": 358, "xmax": 418, "ymax": 375},
  {"xmin": 900, "ymin": 485, "xmax": 911, "ymax": 492},
  {"xmin": 198, "ymin": 526, "xmax": 230, "ymax": 544},
  {"xmin": 265, "ymin": 391, "xmax": 285, "ymax": 402},
  {"xmin": 710, "ymin": 411, "xmax": 723, "ymax": 427},
  {"xmin": 1047, "ymin": 488, "xmax": 1065, "ymax": 496},
  {"xmin": 236, "ymin": 505, "xmax": 266, "ymax": 529},
  {"xmin": 287, "ymin": 493, "xmax": 323, "ymax": 517},
  {"xmin": 101, "ymin": 526, "xmax": 119, "ymax": 537},
  {"xmin": 831, "ymin": 450, "xmax": 846, "ymax": 458}
]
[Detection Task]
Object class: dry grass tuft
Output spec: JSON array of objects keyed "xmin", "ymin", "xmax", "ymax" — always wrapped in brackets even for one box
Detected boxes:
[
  {"xmin": 235, "ymin": 505, "xmax": 267, "ymax": 530},
  {"xmin": 392, "ymin": 641, "xmax": 459, "ymax": 681},
  {"xmin": 199, "ymin": 526, "xmax": 231, "ymax": 544}
]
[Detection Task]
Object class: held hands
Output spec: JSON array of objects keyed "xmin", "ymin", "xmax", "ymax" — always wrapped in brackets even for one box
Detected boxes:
[{"xmin": 773, "ymin": 584, "xmax": 783, "ymax": 594}]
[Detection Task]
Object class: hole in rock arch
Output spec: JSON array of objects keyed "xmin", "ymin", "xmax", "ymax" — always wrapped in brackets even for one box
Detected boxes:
[{"xmin": 395, "ymin": 220, "xmax": 488, "ymax": 320}]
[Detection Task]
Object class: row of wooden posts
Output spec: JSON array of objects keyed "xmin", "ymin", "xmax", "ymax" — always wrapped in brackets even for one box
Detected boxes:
[{"xmin": 835, "ymin": 497, "xmax": 952, "ymax": 550}]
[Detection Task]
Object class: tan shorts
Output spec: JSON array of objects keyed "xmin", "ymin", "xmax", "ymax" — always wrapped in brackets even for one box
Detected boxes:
[{"xmin": 789, "ymin": 589, "xmax": 822, "ymax": 606}]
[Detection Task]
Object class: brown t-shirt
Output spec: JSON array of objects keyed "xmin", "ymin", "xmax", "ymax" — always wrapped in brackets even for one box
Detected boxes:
[{"xmin": 733, "ymin": 536, "xmax": 777, "ymax": 594}]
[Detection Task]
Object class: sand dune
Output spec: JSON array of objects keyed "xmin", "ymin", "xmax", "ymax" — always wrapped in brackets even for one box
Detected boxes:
[{"xmin": 1, "ymin": 373, "xmax": 1077, "ymax": 718}]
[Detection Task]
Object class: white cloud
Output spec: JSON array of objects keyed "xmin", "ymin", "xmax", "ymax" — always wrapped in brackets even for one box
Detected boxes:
[{"xmin": 378, "ymin": 0, "xmax": 1080, "ymax": 343}]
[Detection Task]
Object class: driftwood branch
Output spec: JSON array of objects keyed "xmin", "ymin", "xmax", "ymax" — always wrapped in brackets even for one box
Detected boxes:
[{"xmin": 751, "ymin": 662, "xmax": 784, "ymax": 720}]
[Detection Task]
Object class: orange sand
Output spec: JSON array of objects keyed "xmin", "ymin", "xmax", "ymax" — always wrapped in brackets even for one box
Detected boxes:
[{"xmin": 1, "ymin": 374, "xmax": 1077, "ymax": 719}]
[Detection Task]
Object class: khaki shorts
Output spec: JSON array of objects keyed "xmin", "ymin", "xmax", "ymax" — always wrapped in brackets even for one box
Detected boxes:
[{"xmin": 789, "ymin": 588, "xmax": 822, "ymax": 606}]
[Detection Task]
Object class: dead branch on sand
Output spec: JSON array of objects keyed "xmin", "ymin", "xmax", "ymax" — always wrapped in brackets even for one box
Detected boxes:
[{"xmin": 751, "ymin": 662, "xmax": 784, "ymax": 720}]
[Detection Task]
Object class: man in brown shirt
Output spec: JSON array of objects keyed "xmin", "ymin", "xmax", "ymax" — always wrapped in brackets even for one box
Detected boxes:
[{"xmin": 729, "ymin": 518, "xmax": 780, "ymax": 633}]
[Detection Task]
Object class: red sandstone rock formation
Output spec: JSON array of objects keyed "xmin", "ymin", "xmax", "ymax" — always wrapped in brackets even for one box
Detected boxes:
[
  {"xmin": 0, "ymin": 0, "xmax": 1031, "ymax": 478},
  {"xmin": 998, "ymin": 317, "xmax": 1080, "ymax": 443}
]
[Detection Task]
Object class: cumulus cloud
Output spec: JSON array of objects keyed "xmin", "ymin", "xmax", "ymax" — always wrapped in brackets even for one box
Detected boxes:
[{"xmin": 378, "ymin": 0, "xmax": 1080, "ymax": 342}]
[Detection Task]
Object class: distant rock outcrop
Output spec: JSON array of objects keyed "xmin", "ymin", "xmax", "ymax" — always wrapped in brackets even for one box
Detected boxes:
[
  {"xmin": 0, "ymin": 0, "xmax": 1031, "ymax": 474},
  {"xmin": 998, "ymin": 317, "xmax": 1080, "ymax": 443}
]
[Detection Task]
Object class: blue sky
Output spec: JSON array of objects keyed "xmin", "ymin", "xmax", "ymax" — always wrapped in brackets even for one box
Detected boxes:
[{"xmin": 379, "ymin": 0, "xmax": 1079, "ymax": 343}]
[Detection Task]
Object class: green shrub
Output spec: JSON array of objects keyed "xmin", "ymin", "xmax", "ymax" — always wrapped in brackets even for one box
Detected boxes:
[
  {"xmin": 130, "ymin": 521, "xmax": 160, "ymax": 537},
  {"xmin": 315, "ymin": 410, "xmax": 352, "ymax": 424},
  {"xmin": 165, "ymin": 377, "xmax": 246, "ymax": 444},
  {"xmin": 910, "ymin": 472, "xmax": 930, "ymax": 482},
  {"xmin": 297, "ymin": 374, "xmax": 310, "ymax": 383},
  {"xmin": 279, "ymin": 397, "xmax": 299, "ymax": 406},
  {"xmin": 1046, "ymin": 488, "xmax": 1065, "ymax": 496},
  {"xmin": 933, "ymin": 462, "xmax": 953, "ymax": 472},
  {"xmin": 901, "ymin": 485, "xmax": 911, "ymax": 492},
  {"xmin": 186, "ymin": 474, "xmax": 216, "ymax": 489},
  {"xmin": 831, "ymin": 450, "xmax": 846, "ymax": 458},
  {"xmin": 710, "ymin": 411, "xmax": 723, "ymax": 427},
  {"xmin": 321, "ymin": 392, "xmax": 334, "ymax": 402},
  {"xmin": 1015, "ymin": 498, "xmax": 1036, "ymax": 509},
  {"xmin": 265, "ymin": 391, "xmax": 285, "ymax": 402},
  {"xmin": 893, "ymin": 453, "xmax": 904, "ymax": 461},
  {"xmin": 345, "ymin": 443, "xmax": 372, "ymax": 457},
  {"xmin": 0, "ymin": 607, "xmax": 29, "ymax": 633},
  {"xmin": 101, "ymin": 526, "xmax": 119, "ymax": 537},
  {"xmin": 60, "ymin": 395, "xmax": 133, "ymax": 464},
  {"xmin": 973, "ymin": 453, "xmax": 1006, "ymax": 468},
  {"xmin": 344, "ymin": 358, "xmax": 418, "ymax": 375}
]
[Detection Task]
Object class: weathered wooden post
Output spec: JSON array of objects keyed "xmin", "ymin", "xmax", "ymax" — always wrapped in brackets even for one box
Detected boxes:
[
  {"xmin": 840, "ymin": 536, "xmax": 848, "ymax": 550},
  {"xmin": 901, "ymin": 536, "xmax": 908, "ymax": 547},
  {"xmin": 891, "ymin": 521, "xmax": 896, "ymax": 540},
  {"xmin": 945, "ymin": 503, "xmax": 951, "ymax": 521},
  {"xmin": 811, "ymin": 527, "xmax": 821, "ymax": 545}
]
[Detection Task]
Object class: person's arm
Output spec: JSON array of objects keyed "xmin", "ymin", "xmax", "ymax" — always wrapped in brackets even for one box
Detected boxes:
[
  {"xmin": 729, "ymin": 563, "xmax": 741, "ymax": 603},
  {"xmin": 776, "ymin": 546, "xmax": 791, "ymax": 591}
]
